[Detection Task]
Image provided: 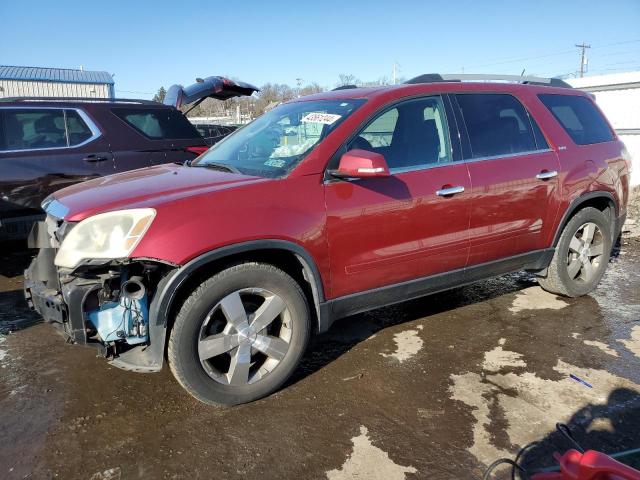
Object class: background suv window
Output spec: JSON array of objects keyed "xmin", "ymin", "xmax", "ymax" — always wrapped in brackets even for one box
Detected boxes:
[
  {"xmin": 112, "ymin": 107, "xmax": 201, "ymax": 140},
  {"xmin": 456, "ymin": 94, "xmax": 537, "ymax": 158},
  {"xmin": 538, "ymin": 94, "xmax": 614, "ymax": 145},
  {"xmin": 351, "ymin": 96, "xmax": 452, "ymax": 171},
  {"xmin": 64, "ymin": 110, "xmax": 93, "ymax": 145},
  {"xmin": 3, "ymin": 109, "xmax": 67, "ymax": 150}
]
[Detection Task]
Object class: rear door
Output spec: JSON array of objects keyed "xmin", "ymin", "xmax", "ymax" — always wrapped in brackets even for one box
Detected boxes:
[
  {"xmin": 0, "ymin": 107, "xmax": 114, "ymax": 209},
  {"xmin": 324, "ymin": 95, "xmax": 471, "ymax": 298},
  {"xmin": 164, "ymin": 76, "xmax": 259, "ymax": 109},
  {"xmin": 109, "ymin": 106, "xmax": 206, "ymax": 167},
  {"xmin": 453, "ymin": 93, "xmax": 561, "ymax": 266}
]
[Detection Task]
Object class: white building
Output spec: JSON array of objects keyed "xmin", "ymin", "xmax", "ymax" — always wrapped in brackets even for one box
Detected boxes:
[
  {"xmin": 567, "ymin": 71, "xmax": 640, "ymax": 185},
  {"xmin": 0, "ymin": 65, "xmax": 115, "ymax": 99}
]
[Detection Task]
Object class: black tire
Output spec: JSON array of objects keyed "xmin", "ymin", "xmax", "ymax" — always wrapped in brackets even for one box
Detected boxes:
[
  {"xmin": 538, "ymin": 207, "xmax": 612, "ymax": 297},
  {"xmin": 168, "ymin": 262, "xmax": 310, "ymax": 406}
]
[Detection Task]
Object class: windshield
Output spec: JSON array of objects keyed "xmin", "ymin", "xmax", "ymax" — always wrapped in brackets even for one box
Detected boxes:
[{"xmin": 193, "ymin": 99, "xmax": 365, "ymax": 177}]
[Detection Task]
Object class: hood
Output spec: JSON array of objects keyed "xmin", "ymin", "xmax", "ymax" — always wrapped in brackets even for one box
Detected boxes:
[
  {"xmin": 51, "ymin": 164, "xmax": 265, "ymax": 222},
  {"xmin": 164, "ymin": 76, "xmax": 259, "ymax": 109}
]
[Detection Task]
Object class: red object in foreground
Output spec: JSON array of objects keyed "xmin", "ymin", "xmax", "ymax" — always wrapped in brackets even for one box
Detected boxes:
[{"xmin": 532, "ymin": 450, "xmax": 640, "ymax": 480}]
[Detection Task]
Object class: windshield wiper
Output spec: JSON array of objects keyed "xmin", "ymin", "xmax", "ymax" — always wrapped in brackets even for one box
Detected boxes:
[{"xmin": 192, "ymin": 162, "xmax": 241, "ymax": 174}]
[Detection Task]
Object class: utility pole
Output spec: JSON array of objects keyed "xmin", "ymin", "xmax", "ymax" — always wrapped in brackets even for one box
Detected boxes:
[
  {"xmin": 575, "ymin": 42, "xmax": 591, "ymax": 77},
  {"xmin": 392, "ymin": 62, "xmax": 400, "ymax": 85}
]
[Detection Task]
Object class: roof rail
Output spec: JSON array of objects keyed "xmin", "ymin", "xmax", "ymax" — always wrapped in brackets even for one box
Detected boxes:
[
  {"xmin": 0, "ymin": 97, "xmax": 160, "ymax": 104},
  {"xmin": 405, "ymin": 74, "xmax": 572, "ymax": 88},
  {"xmin": 332, "ymin": 85, "xmax": 359, "ymax": 91}
]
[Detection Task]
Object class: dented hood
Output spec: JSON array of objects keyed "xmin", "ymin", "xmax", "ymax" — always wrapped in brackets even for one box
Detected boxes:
[
  {"xmin": 51, "ymin": 164, "xmax": 265, "ymax": 222},
  {"xmin": 164, "ymin": 76, "xmax": 259, "ymax": 109}
]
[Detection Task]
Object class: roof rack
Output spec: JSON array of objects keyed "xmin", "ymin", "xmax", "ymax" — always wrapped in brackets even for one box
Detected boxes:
[
  {"xmin": 0, "ymin": 97, "xmax": 160, "ymax": 104},
  {"xmin": 332, "ymin": 85, "xmax": 359, "ymax": 91},
  {"xmin": 404, "ymin": 74, "xmax": 572, "ymax": 89}
]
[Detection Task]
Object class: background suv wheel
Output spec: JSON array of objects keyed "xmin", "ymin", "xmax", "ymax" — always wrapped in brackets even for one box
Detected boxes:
[
  {"xmin": 168, "ymin": 263, "xmax": 310, "ymax": 405},
  {"xmin": 538, "ymin": 207, "xmax": 612, "ymax": 297}
]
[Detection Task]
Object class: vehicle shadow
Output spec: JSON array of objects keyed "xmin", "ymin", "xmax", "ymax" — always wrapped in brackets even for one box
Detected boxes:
[
  {"xmin": 289, "ymin": 271, "xmax": 537, "ymax": 385},
  {"xmin": 0, "ymin": 240, "xmax": 40, "ymax": 332},
  {"xmin": 518, "ymin": 387, "xmax": 640, "ymax": 473}
]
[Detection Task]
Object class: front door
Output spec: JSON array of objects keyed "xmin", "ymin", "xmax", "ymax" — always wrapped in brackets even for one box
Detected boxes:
[{"xmin": 324, "ymin": 95, "xmax": 471, "ymax": 299}]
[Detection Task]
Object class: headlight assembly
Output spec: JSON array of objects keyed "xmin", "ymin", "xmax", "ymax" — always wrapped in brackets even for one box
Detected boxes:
[{"xmin": 54, "ymin": 208, "xmax": 156, "ymax": 269}]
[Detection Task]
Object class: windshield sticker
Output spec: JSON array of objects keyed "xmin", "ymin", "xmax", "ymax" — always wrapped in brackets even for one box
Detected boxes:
[
  {"xmin": 301, "ymin": 112, "xmax": 342, "ymax": 125},
  {"xmin": 264, "ymin": 158, "xmax": 287, "ymax": 168}
]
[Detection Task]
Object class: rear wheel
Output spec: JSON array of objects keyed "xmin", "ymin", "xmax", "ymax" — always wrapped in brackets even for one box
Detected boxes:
[
  {"xmin": 168, "ymin": 263, "xmax": 310, "ymax": 405},
  {"xmin": 538, "ymin": 207, "xmax": 612, "ymax": 297}
]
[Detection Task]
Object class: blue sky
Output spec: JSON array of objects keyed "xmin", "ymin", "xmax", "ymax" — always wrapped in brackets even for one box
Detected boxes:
[{"xmin": 1, "ymin": 0, "xmax": 639, "ymax": 98}]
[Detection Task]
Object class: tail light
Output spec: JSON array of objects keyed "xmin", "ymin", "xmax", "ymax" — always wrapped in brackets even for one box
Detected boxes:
[{"xmin": 185, "ymin": 146, "xmax": 209, "ymax": 156}]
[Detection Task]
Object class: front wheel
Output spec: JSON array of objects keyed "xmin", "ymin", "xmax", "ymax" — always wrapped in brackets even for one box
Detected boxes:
[
  {"xmin": 168, "ymin": 263, "xmax": 310, "ymax": 405},
  {"xmin": 538, "ymin": 207, "xmax": 612, "ymax": 297}
]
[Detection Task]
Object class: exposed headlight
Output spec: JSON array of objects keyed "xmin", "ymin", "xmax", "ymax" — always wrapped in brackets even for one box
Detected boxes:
[{"xmin": 54, "ymin": 209, "xmax": 156, "ymax": 269}]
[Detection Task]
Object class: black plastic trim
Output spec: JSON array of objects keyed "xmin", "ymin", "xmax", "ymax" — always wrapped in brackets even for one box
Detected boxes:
[
  {"xmin": 326, "ymin": 248, "xmax": 554, "ymax": 324},
  {"xmin": 551, "ymin": 191, "xmax": 617, "ymax": 246}
]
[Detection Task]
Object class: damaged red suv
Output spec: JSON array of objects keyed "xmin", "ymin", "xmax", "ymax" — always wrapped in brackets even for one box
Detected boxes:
[{"xmin": 25, "ymin": 74, "xmax": 631, "ymax": 405}]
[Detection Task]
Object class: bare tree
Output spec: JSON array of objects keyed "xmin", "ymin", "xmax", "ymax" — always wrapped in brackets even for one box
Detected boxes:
[{"xmin": 337, "ymin": 74, "xmax": 359, "ymax": 87}]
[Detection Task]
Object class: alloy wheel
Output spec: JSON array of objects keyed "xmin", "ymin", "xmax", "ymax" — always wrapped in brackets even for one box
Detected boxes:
[
  {"xmin": 566, "ymin": 222, "xmax": 605, "ymax": 283},
  {"xmin": 198, "ymin": 288, "xmax": 292, "ymax": 386}
]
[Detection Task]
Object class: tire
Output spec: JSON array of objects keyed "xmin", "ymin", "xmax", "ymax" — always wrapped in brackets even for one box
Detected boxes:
[
  {"xmin": 168, "ymin": 262, "xmax": 310, "ymax": 406},
  {"xmin": 538, "ymin": 207, "xmax": 612, "ymax": 297}
]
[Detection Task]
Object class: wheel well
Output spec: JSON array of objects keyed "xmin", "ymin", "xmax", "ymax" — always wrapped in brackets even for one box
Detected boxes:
[
  {"xmin": 554, "ymin": 194, "xmax": 616, "ymax": 246},
  {"xmin": 164, "ymin": 248, "xmax": 321, "ymax": 339}
]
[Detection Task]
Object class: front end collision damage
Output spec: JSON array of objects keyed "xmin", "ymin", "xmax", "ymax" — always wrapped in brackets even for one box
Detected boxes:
[{"xmin": 24, "ymin": 222, "xmax": 178, "ymax": 372}]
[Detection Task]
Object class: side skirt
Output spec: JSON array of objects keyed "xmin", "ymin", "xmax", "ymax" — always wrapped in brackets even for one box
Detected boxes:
[{"xmin": 322, "ymin": 248, "xmax": 554, "ymax": 329}]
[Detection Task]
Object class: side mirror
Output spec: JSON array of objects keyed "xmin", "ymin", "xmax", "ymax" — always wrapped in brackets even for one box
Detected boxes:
[{"xmin": 331, "ymin": 149, "xmax": 390, "ymax": 179}]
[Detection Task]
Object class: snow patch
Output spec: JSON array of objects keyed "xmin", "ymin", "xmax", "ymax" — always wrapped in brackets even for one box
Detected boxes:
[
  {"xmin": 449, "ymin": 339, "xmax": 640, "ymax": 465},
  {"xmin": 326, "ymin": 426, "xmax": 417, "ymax": 480},
  {"xmin": 509, "ymin": 287, "xmax": 568, "ymax": 313},
  {"xmin": 620, "ymin": 325, "xmax": 640, "ymax": 358},
  {"xmin": 380, "ymin": 329, "xmax": 424, "ymax": 362}
]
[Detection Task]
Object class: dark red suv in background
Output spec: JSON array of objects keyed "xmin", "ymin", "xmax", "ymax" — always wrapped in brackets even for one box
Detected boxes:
[{"xmin": 25, "ymin": 74, "xmax": 631, "ymax": 406}]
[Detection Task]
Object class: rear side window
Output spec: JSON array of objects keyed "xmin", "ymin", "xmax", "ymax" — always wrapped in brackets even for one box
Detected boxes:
[
  {"xmin": 2, "ymin": 109, "xmax": 67, "ymax": 150},
  {"xmin": 112, "ymin": 107, "xmax": 200, "ymax": 140},
  {"xmin": 538, "ymin": 94, "xmax": 613, "ymax": 145},
  {"xmin": 456, "ymin": 94, "xmax": 538, "ymax": 158}
]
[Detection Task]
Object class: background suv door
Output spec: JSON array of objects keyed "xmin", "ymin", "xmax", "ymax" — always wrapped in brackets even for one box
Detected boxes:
[
  {"xmin": 0, "ymin": 107, "xmax": 115, "ymax": 210},
  {"xmin": 453, "ymin": 93, "xmax": 562, "ymax": 266},
  {"xmin": 324, "ymin": 95, "xmax": 471, "ymax": 298}
]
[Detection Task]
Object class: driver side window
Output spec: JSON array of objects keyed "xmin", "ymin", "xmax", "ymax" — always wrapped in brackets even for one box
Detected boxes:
[{"xmin": 349, "ymin": 96, "xmax": 452, "ymax": 172}]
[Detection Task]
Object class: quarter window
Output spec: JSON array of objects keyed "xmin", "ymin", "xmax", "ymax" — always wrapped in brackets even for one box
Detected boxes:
[
  {"xmin": 112, "ymin": 107, "xmax": 201, "ymax": 140},
  {"xmin": 456, "ymin": 94, "xmax": 537, "ymax": 158},
  {"xmin": 538, "ymin": 94, "xmax": 613, "ymax": 145},
  {"xmin": 65, "ymin": 110, "xmax": 93, "ymax": 145},
  {"xmin": 350, "ymin": 96, "xmax": 452, "ymax": 171}
]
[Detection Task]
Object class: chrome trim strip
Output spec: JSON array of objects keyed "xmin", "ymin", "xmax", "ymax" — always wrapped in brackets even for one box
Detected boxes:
[
  {"xmin": 462, "ymin": 148, "xmax": 553, "ymax": 164},
  {"xmin": 0, "ymin": 107, "xmax": 102, "ymax": 153}
]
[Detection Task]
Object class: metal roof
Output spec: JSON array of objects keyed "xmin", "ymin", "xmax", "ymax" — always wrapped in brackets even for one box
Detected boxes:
[{"xmin": 0, "ymin": 65, "xmax": 114, "ymax": 85}]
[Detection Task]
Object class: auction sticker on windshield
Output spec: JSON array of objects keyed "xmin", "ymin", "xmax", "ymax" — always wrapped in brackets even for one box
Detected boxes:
[{"xmin": 301, "ymin": 112, "xmax": 342, "ymax": 125}]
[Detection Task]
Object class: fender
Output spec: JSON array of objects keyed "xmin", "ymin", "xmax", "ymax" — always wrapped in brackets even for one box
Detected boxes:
[
  {"xmin": 551, "ymin": 191, "xmax": 617, "ymax": 247},
  {"xmin": 110, "ymin": 240, "xmax": 328, "ymax": 372}
]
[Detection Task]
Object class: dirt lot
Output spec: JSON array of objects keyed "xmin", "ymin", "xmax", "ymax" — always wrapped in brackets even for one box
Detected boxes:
[{"xmin": 1, "ymin": 195, "xmax": 639, "ymax": 480}]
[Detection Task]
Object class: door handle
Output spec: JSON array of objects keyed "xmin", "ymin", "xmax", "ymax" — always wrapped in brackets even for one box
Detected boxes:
[
  {"xmin": 83, "ymin": 155, "xmax": 109, "ymax": 163},
  {"xmin": 436, "ymin": 186, "xmax": 465, "ymax": 197},
  {"xmin": 536, "ymin": 170, "xmax": 558, "ymax": 180}
]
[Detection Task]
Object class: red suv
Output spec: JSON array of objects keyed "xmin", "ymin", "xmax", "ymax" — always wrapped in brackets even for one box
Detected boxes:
[{"xmin": 24, "ymin": 74, "xmax": 631, "ymax": 405}]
